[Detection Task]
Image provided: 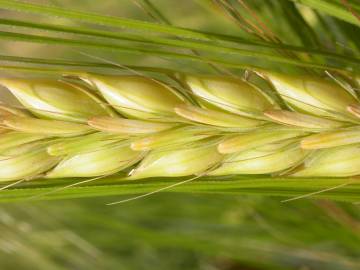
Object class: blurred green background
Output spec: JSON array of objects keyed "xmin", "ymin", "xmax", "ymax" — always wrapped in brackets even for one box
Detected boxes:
[
  {"xmin": 0, "ymin": 1, "xmax": 360, "ymax": 269},
  {"xmin": 1, "ymin": 195, "xmax": 360, "ymax": 269}
]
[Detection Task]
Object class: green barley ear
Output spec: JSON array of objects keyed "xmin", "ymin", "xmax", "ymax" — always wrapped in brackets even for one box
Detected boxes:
[
  {"xmin": 184, "ymin": 75, "xmax": 276, "ymax": 119},
  {"xmin": 218, "ymin": 129, "xmax": 307, "ymax": 154},
  {"xmin": 129, "ymin": 140, "xmax": 223, "ymax": 179},
  {"xmin": 0, "ymin": 78, "xmax": 110, "ymax": 123},
  {"xmin": 88, "ymin": 116, "xmax": 177, "ymax": 134},
  {"xmin": 210, "ymin": 140, "xmax": 307, "ymax": 175},
  {"xmin": 264, "ymin": 73, "xmax": 359, "ymax": 122},
  {"xmin": 0, "ymin": 142, "xmax": 60, "ymax": 182},
  {"xmin": 1, "ymin": 116, "xmax": 93, "ymax": 137},
  {"xmin": 293, "ymin": 144, "xmax": 360, "ymax": 177},
  {"xmin": 79, "ymin": 74, "xmax": 185, "ymax": 120},
  {"xmin": 46, "ymin": 144, "xmax": 142, "ymax": 178},
  {"xmin": 175, "ymin": 104, "xmax": 264, "ymax": 129}
]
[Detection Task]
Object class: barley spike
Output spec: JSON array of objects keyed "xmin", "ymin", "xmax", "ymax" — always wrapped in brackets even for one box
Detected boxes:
[{"xmin": 0, "ymin": 72, "xmax": 359, "ymax": 182}]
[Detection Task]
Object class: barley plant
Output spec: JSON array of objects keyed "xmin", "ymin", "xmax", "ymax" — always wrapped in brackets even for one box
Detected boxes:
[{"xmin": 0, "ymin": 0, "xmax": 360, "ymax": 269}]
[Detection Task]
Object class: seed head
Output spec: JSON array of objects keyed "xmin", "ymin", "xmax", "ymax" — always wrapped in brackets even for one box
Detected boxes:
[{"xmin": 0, "ymin": 71, "xmax": 359, "ymax": 182}]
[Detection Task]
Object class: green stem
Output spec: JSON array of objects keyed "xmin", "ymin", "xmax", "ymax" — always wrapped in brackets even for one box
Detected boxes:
[{"xmin": 0, "ymin": 176, "xmax": 358, "ymax": 202}]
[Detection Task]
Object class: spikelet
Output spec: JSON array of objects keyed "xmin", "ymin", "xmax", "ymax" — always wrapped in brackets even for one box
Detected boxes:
[
  {"xmin": 46, "ymin": 143, "xmax": 142, "ymax": 178},
  {"xmin": 0, "ymin": 78, "xmax": 110, "ymax": 122},
  {"xmin": 130, "ymin": 126, "xmax": 218, "ymax": 151},
  {"xmin": 175, "ymin": 104, "xmax": 264, "ymax": 129},
  {"xmin": 293, "ymin": 144, "xmax": 360, "ymax": 177},
  {"xmin": 264, "ymin": 110, "xmax": 346, "ymax": 130},
  {"xmin": 80, "ymin": 74, "xmax": 185, "ymax": 120},
  {"xmin": 218, "ymin": 129, "xmax": 307, "ymax": 154},
  {"xmin": 210, "ymin": 140, "xmax": 307, "ymax": 175},
  {"xmin": 88, "ymin": 116, "xmax": 177, "ymax": 134},
  {"xmin": 1, "ymin": 116, "xmax": 93, "ymax": 137},
  {"xmin": 300, "ymin": 127, "xmax": 360, "ymax": 149},
  {"xmin": 184, "ymin": 75, "xmax": 276, "ymax": 118},
  {"xmin": 0, "ymin": 141, "xmax": 60, "ymax": 182},
  {"xmin": 129, "ymin": 139, "xmax": 223, "ymax": 179},
  {"xmin": 47, "ymin": 132, "xmax": 126, "ymax": 156},
  {"xmin": 264, "ymin": 73, "xmax": 359, "ymax": 122},
  {"xmin": 0, "ymin": 132, "xmax": 47, "ymax": 153}
]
